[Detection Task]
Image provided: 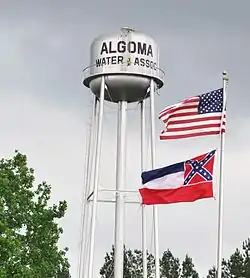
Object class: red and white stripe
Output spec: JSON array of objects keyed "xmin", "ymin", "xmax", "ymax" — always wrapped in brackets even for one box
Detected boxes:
[{"xmin": 159, "ymin": 97, "xmax": 226, "ymax": 140}]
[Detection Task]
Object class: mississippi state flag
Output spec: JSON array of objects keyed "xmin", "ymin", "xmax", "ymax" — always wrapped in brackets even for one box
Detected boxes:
[{"xmin": 139, "ymin": 150, "xmax": 216, "ymax": 205}]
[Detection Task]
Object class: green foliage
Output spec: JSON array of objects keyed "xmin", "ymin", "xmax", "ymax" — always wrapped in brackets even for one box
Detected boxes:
[
  {"xmin": 227, "ymin": 248, "xmax": 244, "ymax": 277},
  {"xmin": 242, "ymin": 239, "xmax": 250, "ymax": 276},
  {"xmin": 225, "ymin": 239, "xmax": 250, "ymax": 278},
  {"xmin": 101, "ymin": 238, "xmax": 250, "ymax": 277},
  {"xmin": 100, "ymin": 245, "xmax": 114, "ymax": 278},
  {"xmin": 207, "ymin": 239, "xmax": 250, "ymax": 278},
  {"xmin": 0, "ymin": 151, "xmax": 70, "ymax": 278},
  {"xmin": 206, "ymin": 266, "xmax": 216, "ymax": 278},
  {"xmin": 100, "ymin": 246, "xmax": 201, "ymax": 278},
  {"xmin": 207, "ymin": 259, "xmax": 236, "ymax": 278},
  {"xmin": 99, "ymin": 245, "xmax": 155, "ymax": 278},
  {"xmin": 160, "ymin": 249, "xmax": 180, "ymax": 278},
  {"xmin": 181, "ymin": 255, "xmax": 199, "ymax": 278}
]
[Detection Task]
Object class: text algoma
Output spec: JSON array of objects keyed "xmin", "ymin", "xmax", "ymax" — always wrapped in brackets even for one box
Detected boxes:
[
  {"xmin": 100, "ymin": 41, "xmax": 153, "ymax": 57},
  {"xmin": 95, "ymin": 40, "xmax": 157, "ymax": 70}
]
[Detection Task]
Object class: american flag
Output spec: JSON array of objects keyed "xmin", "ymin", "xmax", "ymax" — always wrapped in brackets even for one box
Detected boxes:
[{"xmin": 159, "ymin": 88, "xmax": 226, "ymax": 140}]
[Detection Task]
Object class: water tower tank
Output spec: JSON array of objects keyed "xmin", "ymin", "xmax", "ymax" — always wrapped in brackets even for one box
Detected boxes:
[{"xmin": 83, "ymin": 27, "xmax": 164, "ymax": 103}]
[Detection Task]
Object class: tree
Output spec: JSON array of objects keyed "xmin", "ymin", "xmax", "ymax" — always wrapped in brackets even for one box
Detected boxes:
[
  {"xmin": 160, "ymin": 249, "xmax": 180, "ymax": 278},
  {"xmin": 57, "ymin": 269, "xmax": 71, "ymax": 278},
  {"xmin": 99, "ymin": 245, "xmax": 155, "ymax": 277},
  {"xmin": 227, "ymin": 248, "xmax": 244, "ymax": 277},
  {"xmin": 100, "ymin": 245, "xmax": 114, "ymax": 278},
  {"xmin": 181, "ymin": 254, "xmax": 199, "ymax": 278},
  {"xmin": 101, "ymin": 238, "xmax": 250, "ymax": 277},
  {"xmin": 207, "ymin": 266, "xmax": 216, "ymax": 278},
  {"xmin": 207, "ymin": 239, "xmax": 250, "ymax": 278},
  {"xmin": 242, "ymin": 238, "xmax": 250, "ymax": 277},
  {"xmin": 207, "ymin": 259, "xmax": 231, "ymax": 278},
  {"xmin": 226, "ymin": 238, "xmax": 250, "ymax": 277},
  {"xmin": 0, "ymin": 151, "xmax": 70, "ymax": 278}
]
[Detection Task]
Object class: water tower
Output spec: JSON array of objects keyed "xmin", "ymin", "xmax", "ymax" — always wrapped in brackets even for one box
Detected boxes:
[{"xmin": 81, "ymin": 27, "xmax": 165, "ymax": 278}]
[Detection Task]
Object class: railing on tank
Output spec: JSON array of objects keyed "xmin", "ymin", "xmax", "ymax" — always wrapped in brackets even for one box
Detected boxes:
[{"xmin": 82, "ymin": 63, "xmax": 165, "ymax": 84}]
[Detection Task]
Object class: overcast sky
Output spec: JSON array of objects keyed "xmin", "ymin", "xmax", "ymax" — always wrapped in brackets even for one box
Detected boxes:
[{"xmin": 1, "ymin": 1, "xmax": 250, "ymax": 277}]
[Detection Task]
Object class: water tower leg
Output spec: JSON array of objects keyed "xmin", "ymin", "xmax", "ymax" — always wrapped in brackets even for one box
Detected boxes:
[
  {"xmin": 88, "ymin": 76, "xmax": 105, "ymax": 278},
  {"xmin": 141, "ymin": 100, "xmax": 148, "ymax": 278},
  {"xmin": 81, "ymin": 96, "xmax": 98, "ymax": 278},
  {"xmin": 150, "ymin": 79, "xmax": 160, "ymax": 278},
  {"xmin": 114, "ymin": 100, "xmax": 127, "ymax": 278}
]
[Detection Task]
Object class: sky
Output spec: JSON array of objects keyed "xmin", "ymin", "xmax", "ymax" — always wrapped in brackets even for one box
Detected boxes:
[{"xmin": 1, "ymin": 1, "xmax": 250, "ymax": 277}]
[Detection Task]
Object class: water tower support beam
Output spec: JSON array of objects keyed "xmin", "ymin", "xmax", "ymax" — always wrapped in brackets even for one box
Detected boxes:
[
  {"xmin": 150, "ymin": 78, "xmax": 160, "ymax": 278},
  {"xmin": 140, "ymin": 100, "xmax": 148, "ymax": 278},
  {"xmin": 80, "ymin": 96, "xmax": 98, "ymax": 278},
  {"xmin": 88, "ymin": 76, "xmax": 105, "ymax": 278},
  {"xmin": 114, "ymin": 100, "xmax": 127, "ymax": 278},
  {"xmin": 79, "ymin": 96, "xmax": 99, "ymax": 278}
]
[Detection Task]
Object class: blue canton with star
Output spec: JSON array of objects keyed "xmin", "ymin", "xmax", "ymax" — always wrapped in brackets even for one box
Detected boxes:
[
  {"xmin": 183, "ymin": 150, "xmax": 216, "ymax": 185},
  {"xmin": 198, "ymin": 88, "xmax": 223, "ymax": 114}
]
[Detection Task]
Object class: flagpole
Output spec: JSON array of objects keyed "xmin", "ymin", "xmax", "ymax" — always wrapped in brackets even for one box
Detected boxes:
[
  {"xmin": 216, "ymin": 71, "xmax": 228, "ymax": 278},
  {"xmin": 140, "ymin": 100, "xmax": 147, "ymax": 278},
  {"xmin": 150, "ymin": 78, "xmax": 160, "ymax": 278}
]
